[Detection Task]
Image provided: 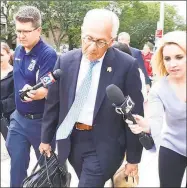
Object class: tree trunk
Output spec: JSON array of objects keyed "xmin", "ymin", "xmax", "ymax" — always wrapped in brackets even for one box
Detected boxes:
[
  {"xmin": 55, "ymin": 42, "xmax": 61, "ymax": 52},
  {"xmin": 7, "ymin": 35, "xmax": 13, "ymax": 49},
  {"xmin": 68, "ymin": 35, "xmax": 74, "ymax": 50}
]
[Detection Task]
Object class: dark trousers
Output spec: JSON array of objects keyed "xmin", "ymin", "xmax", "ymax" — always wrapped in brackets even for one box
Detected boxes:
[
  {"xmin": 6, "ymin": 110, "xmax": 55, "ymax": 187},
  {"xmin": 159, "ymin": 146, "xmax": 187, "ymax": 187},
  {"xmin": 68, "ymin": 128, "xmax": 105, "ymax": 187}
]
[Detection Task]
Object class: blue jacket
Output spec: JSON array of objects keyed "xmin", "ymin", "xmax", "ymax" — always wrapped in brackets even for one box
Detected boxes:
[{"xmin": 130, "ymin": 47, "xmax": 150, "ymax": 85}]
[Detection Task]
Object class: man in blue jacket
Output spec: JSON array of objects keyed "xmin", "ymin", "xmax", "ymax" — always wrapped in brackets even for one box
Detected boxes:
[
  {"xmin": 6, "ymin": 6, "xmax": 57, "ymax": 187},
  {"xmin": 118, "ymin": 32, "xmax": 151, "ymax": 91}
]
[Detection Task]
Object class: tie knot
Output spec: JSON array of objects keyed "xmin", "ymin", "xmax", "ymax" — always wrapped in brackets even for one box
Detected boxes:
[
  {"xmin": 90, "ymin": 60, "xmax": 99, "ymax": 68},
  {"xmin": 91, "ymin": 60, "xmax": 99, "ymax": 63}
]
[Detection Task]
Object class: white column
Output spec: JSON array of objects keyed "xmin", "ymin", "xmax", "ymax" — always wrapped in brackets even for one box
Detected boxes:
[
  {"xmin": 159, "ymin": 1, "xmax": 165, "ymax": 34},
  {"xmin": 154, "ymin": 1, "xmax": 165, "ymax": 51}
]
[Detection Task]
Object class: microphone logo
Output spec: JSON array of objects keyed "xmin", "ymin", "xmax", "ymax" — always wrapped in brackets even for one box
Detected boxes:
[
  {"xmin": 114, "ymin": 96, "xmax": 135, "ymax": 115},
  {"xmin": 40, "ymin": 72, "xmax": 55, "ymax": 87},
  {"xmin": 124, "ymin": 96, "xmax": 135, "ymax": 114}
]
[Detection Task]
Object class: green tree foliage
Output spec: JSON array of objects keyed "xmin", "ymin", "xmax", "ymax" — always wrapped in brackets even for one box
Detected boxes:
[
  {"xmin": 1, "ymin": 0, "xmax": 109, "ymax": 50},
  {"xmin": 118, "ymin": 1, "xmax": 186, "ymax": 49},
  {"xmin": 1, "ymin": 1, "xmax": 18, "ymax": 48},
  {"xmin": 1, "ymin": 1, "xmax": 186, "ymax": 50}
]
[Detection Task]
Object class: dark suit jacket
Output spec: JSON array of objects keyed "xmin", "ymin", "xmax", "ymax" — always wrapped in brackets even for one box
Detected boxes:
[
  {"xmin": 130, "ymin": 47, "xmax": 150, "ymax": 85},
  {"xmin": 41, "ymin": 47, "xmax": 144, "ymax": 180}
]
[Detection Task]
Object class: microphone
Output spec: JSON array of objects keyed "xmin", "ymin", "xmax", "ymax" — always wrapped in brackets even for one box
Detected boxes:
[
  {"xmin": 106, "ymin": 84, "xmax": 154, "ymax": 150},
  {"xmin": 19, "ymin": 69, "xmax": 63, "ymax": 101}
]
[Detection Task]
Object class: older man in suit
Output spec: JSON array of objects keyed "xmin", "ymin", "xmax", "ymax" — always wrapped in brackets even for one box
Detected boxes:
[
  {"xmin": 39, "ymin": 9, "xmax": 143, "ymax": 187},
  {"xmin": 118, "ymin": 32, "xmax": 151, "ymax": 91}
]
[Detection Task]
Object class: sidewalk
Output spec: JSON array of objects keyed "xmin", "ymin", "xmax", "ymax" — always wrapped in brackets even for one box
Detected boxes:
[
  {"xmin": 0, "ymin": 135, "xmax": 78, "ymax": 187},
  {"xmin": 1, "ymin": 135, "xmax": 186, "ymax": 187}
]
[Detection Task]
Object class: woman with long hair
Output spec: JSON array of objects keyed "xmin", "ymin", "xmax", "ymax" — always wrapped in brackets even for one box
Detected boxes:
[
  {"xmin": 0, "ymin": 42, "xmax": 15, "ymax": 140},
  {"xmin": 126, "ymin": 31, "xmax": 186, "ymax": 187}
]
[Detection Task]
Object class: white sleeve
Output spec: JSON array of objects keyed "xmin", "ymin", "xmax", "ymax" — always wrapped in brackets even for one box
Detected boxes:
[
  {"xmin": 138, "ymin": 68, "xmax": 148, "ymax": 102},
  {"xmin": 147, "ymin": 86, "xmax": 165, "ymax": 151}
]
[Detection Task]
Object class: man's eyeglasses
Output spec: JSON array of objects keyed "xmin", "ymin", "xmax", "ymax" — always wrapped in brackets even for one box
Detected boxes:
[
  {"xmin": 83, "ymin": 36, "xmax": 112, "ymax": 48},
  {"xmin": 15, "ymin": 27, "xmax": 38, "ymax": 36}
]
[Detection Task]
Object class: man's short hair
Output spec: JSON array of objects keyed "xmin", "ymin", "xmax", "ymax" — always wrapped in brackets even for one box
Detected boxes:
[
  {"xmin": 82, "ymin": 9, "xmax": 119, "ymax": 38},
  {"xmin": 14, "ymin": 6, "xmax": 41, "ymax": 28},
  {"xmin": 112, "ymin": 42, "xmax": 132, "ymax": 56},
  {"xmin": 118, "ymin": 32, "xmax": 130, "ymax": 42}
]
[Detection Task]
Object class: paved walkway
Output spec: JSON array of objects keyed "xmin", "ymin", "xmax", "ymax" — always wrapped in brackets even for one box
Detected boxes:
[{"xmin": 1, "ymin": 135, "xmax": 186, "ymax": 187}]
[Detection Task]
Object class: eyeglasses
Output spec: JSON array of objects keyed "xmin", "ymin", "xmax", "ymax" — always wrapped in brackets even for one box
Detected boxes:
[
  {"xmin": 83, "ymin": 36, "xmax": 112, "ymax": 48},
  {"xmin": 15, "ymin": 27, "xmax": 38, "ymax": 36}
]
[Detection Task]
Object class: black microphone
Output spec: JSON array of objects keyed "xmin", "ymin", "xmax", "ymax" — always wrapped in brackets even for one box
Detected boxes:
[
  {"xmin": 19, "ymin": 69, "xmax": 63, "ymax": 101},
  {"xmin": 106, "ymin": 84, "xmax": 154, "ymax": 150}
]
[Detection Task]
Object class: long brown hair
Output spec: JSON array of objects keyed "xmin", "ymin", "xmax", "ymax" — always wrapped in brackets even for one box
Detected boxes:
[{"xmin": 1, "ymin": 42, "xmax": 14, "ymax": 65}]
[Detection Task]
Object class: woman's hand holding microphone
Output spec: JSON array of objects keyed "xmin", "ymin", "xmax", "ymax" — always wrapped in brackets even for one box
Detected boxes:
[{"xmin": 125, "ymin": 114, "xmax": 151, "ymax": 134}]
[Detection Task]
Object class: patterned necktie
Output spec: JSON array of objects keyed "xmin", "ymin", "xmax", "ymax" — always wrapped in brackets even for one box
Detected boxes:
[{"xmin": 56, "ymin": 60, "xmax": 98, "ymax": 140}]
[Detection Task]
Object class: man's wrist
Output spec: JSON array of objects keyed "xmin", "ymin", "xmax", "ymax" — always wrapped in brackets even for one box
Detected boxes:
[{"xmin": 126, "ymin": 162, "xmax": 139, "ymax": 165}]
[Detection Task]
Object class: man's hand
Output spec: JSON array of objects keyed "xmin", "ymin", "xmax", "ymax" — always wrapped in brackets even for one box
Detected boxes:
[
  {"xmin": 124, "ymin": 163, "xmax": 138, "ymax": 177},
  {"xmin": 26, "ymin": 87, "xmax": 48, "ymax": 101},
  {"xmin": 20, "ymin": 84, "xmax": 48, "ymax": 102},
  {"xmin": 19, "ymin": 84, "xmax": 33, "ymax": 102},
  {"xmin": 39, "ymin": 143, "xmax": 52, "ymax": 157}
]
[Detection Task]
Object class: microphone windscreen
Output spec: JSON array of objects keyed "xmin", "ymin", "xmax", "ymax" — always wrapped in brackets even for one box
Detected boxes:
[
  {"xmin": 52, "ymin": 69, "xmax": 63, "ymax": 80},
  {"xmin": 106, "ymin": 84, "xmax": 125, "ymax": 106}
]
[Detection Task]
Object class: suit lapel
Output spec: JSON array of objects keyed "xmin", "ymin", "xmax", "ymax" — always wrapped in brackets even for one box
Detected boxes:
[
  {"xmin": 93, "ymin": 48, "xmax": 115, "ymax": 119},
  {"xmin": 67, "ymin": 50, "xmax": 82, "ymax": 109}
]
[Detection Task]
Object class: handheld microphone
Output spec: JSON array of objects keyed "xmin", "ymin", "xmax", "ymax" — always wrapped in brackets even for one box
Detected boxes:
[
  {"xmin": 19, "ymin": 69, "xmax": 63, "ymax": 101},
  {"xmin": 106, "ymin": 84, "xmax": 154, "ymax": 150}
]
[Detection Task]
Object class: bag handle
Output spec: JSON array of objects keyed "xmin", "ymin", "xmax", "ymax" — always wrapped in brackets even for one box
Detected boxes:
[
  {"xmin": 125, "ymin": 176, "xmax": 133, "ymax": 182},
  {"xmin": 111, "ymin": 176, "xmax": 135, "ymax": 188},
  {"xmin": 30, "ymin": 153, "xmax": 44, "ymax": 175},
  {"xmin": 30, "ymin": 150, "xmax": 60, "ymax": 187},
  {"xmin": 30, "ymin": 150, "xmax": 57, "ymax": 174},
  {"xmin": 44, "ymin": 154, "xmax": 53, "ymax": 187}
]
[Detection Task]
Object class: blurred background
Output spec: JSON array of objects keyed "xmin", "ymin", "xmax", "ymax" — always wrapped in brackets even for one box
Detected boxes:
[{"xmin": 1, "ymin": 1, "xmax": 186, "ymax": 53}]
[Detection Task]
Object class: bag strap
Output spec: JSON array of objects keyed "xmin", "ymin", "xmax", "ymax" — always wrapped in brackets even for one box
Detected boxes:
[
  {"xmin": 50, "ymin": 150, "xmax": 61, "ymax": 166},
  {"xmin": 30, "ymin": 150, "xmax": 59, "ymax": 187},
  {"xmin": 125, "ymin": 176, "xmax": 135, "ymax": 183},
  {"xmin": 44, "ymin": 154, "xmax": 53, "ymax": 187},
  {"xmin": 30, "ymin": 153, "xmax": 44, "ymax": 175},
  {"xmin": 111, "ymin": 176, "xmax": 135, "ymax": 188}
]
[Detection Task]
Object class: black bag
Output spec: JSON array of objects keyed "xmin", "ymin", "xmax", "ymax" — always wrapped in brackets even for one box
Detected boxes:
[
  {"xmin": 22, "ymin": 150, "xmax": 71, "ymax": 187},
  {"xmin": 0, "ymin": 114, "xmax": 9, "ymax": 139},
  {"xmin": 0, "ymin": 115, "xmax": 9, "ymax": 128}
]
